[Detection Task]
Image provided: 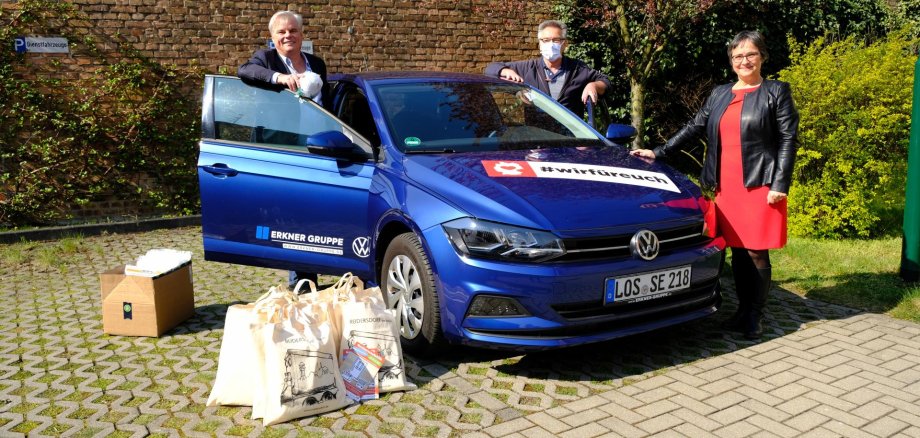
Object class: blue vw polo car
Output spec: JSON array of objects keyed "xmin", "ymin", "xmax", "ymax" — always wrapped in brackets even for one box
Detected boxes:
[{"xmin": 198, "ymin": 72, "xmax": 724, "ymax": 354}]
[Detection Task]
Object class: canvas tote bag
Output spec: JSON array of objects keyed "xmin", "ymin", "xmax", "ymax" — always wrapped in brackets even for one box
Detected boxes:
[
  {"xmin": 295, "ymin": 273, "xmax": 364, "ymax": 354},
  {"xmin": 337, "ymin": 283, "xmax": 416, "ymax": 393},
  {"xmin": 259, "ymin": 301, "xmax": 350, "ymax": 426},
  {"xmin": 206, "ymin": 285, "xmax": 294, "ymax": 407}
]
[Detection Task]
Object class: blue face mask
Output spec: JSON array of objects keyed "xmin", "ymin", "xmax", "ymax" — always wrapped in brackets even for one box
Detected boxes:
[{"xmin": 540, "ymin": 42, "xmax": 562, "ymax": 62}]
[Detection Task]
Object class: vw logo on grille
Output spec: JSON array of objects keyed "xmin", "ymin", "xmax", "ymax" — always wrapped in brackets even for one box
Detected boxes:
[{"xmin": 630, "ymin": 229, "xmax": 660, "ymax": 260}]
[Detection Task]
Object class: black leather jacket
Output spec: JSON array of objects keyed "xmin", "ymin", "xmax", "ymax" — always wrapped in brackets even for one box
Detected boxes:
[{"xmin": 653, "ymin": 80, "xmax": 799, "ymax": 193}]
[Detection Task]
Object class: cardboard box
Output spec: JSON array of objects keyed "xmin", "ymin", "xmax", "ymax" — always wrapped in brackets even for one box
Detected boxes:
[{"xmin": 100, "ymin": 262, "xmax": 195, "ymax": 337}]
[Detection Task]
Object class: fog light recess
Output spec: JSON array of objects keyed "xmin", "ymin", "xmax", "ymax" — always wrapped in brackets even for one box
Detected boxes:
[{"xmin": 467, "ymin": 295, "xmax": 530, "ymax": 317}]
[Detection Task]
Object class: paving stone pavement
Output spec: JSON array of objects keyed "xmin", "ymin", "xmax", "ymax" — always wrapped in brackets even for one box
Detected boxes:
[{"xmin": 1, "ymin": 226, "xmax": 919, "ymax": 437}]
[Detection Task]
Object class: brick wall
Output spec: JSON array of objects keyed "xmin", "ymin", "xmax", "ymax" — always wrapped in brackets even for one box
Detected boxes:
[
  {"xmin": 19, "ymin": 0, "xmax": 552, "ymax": 75},
  {"xmin": 4, "ymin": 1, "xmax": 553, "ymax": 223}
]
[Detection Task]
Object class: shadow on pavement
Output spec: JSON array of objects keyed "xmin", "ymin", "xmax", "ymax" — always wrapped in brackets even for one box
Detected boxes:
[
  {"xmin": 408, "ymin": 281, "xmax": 862, "ymax": 397},
  {"xmin": 0, "ymin": 226, "xmax": 873, "ymax": 435},
  {"xmin": 168, "ymin": 302, "xmax": 248, "ymax": 335}
]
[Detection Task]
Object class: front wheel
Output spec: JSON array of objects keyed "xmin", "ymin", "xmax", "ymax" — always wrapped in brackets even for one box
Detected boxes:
[{"xmin": 380, "ymin": 232, "xmax": 445, "ymax": 356}]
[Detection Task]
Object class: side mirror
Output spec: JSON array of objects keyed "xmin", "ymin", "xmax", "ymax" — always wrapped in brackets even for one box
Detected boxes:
[
  {"xmin": 605, "ymin": 123, "xmax": 637, "ymax": 145},
  {"xmin": 306, "ymin": 130, "xmax": 364, "ymax": 159}
]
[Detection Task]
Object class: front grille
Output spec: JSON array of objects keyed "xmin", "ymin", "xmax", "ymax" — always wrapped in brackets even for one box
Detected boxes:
[{"xmin": 557, "ymin": 222, "xmax": 709, "ymax": 262}]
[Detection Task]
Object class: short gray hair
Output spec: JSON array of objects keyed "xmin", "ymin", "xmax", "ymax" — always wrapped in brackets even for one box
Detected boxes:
[
  {"xmin": 269, "ymin": 11, "xmax": 303, "ymax": 33},
  {"xmin": 537, "ymin": 20, "xmax": 567, "ymax": 39},
  {"xmin": 727, "ymin": 30, "xmax": 769, "ymax": 62}
]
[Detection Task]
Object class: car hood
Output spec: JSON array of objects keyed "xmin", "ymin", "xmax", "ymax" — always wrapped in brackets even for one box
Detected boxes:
[{"xmin": 402, "ymin": 147, "xmax": 704, "ymax": 233}]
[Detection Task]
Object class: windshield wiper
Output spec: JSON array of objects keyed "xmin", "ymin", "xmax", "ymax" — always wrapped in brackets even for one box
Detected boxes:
[{"xmin": 404, "ymin": 148, "xmax": 456, "ymax": 154}]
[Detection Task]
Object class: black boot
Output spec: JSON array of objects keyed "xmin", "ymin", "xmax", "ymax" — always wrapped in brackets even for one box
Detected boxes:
[
  {"xmin": 722, "ymin": 256, "xmax": 752, "ymax": 331},
  {"xmin": 744, "ymin": 267, "xmax": 772, "ymax": 340}
]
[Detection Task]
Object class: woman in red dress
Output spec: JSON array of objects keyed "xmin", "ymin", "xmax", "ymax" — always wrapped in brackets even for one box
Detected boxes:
[{"xmin": 631, "ymin": 31, "xmax": 799, "ymax": 339}]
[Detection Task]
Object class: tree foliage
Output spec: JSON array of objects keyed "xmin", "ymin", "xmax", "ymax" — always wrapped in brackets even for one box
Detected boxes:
[
  {"xmin": 644, "ymin": 0, "xmax": 898, "ymax": 177},
  {"xmin": 557, "ymin": 0, "xmax": 914, "ymax": 238},
  {"xmin": 558, "ymin": 0, "xmax": 898, "ymax": 150},
  {"xmin": 0, "ymin": 0, "xmax": 201, "ymax": 227},
  {"xmin": 778, "ymin": 31, "xmax": 917, "ymax": 238},
  {"xmin": 889, "ymin": 0, "xmax": 920, "ymax": 36},
  {"xmin": 655, "ymin": 0, "xmax": 895, "ymax": 98},
  {"xmin": 554, "ymin": 0, "xmax": 716, "ymax": 148}
]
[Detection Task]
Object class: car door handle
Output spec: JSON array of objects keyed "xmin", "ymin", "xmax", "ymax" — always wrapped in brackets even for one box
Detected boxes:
[{"xmin": 202, "ymin": 163, "xmax": 239, "ymax": 177}]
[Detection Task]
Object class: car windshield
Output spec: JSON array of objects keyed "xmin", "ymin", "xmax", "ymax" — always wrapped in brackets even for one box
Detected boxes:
[{"xmin": 373, "ymin": 81, "xmax": 604, "ymax": 153}]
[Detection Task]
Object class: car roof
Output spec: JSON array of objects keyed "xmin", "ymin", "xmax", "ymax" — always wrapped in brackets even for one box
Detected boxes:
[{"xmin": 328, "ymin": 71, "xmax": 509, "ymax": 86}]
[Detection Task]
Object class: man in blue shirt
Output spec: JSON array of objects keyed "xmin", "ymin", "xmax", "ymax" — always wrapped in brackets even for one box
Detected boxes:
[{"xmin": 484, "ymin": 20, "xmax": 610, "ymax": 117}]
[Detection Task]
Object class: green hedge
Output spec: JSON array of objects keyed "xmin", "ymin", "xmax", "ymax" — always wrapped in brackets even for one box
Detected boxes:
[
  {"xmin": 0, "ymin": 0, "xmax": 200, "ymax": 227},
  {"xmin": 778, "ymin": 31, "xmax": 917, "ymax": 238}
]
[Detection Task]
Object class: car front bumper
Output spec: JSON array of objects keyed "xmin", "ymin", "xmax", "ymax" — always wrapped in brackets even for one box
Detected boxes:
[{"xmin": 422, "ymin": 227, "xmax": 725, "ymax": 351}]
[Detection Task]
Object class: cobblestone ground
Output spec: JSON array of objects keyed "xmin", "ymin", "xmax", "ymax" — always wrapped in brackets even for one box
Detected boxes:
[{"xmin": 1, "ymin": 227, "xmax": 918, "ymax": 437}]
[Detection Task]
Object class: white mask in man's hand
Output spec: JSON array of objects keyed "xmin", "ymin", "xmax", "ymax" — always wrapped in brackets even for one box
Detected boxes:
[
  {"xmin": 298, "ymin": 71, "xmax": 323, "ymax": 98},
  {"xmin": 540, "ymin": 42, "xmax": 562, "ymax": 62}
]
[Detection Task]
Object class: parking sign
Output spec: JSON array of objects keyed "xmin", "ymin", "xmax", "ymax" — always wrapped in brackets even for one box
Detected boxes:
[{"xmin": 13, "ymin": 36, "xmax": 69, "ymax": 54}]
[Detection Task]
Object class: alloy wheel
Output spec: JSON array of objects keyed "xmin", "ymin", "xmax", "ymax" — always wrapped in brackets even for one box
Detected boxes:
[{"xmin": 385, "ymin": 254, "xmax": 425, "ymax": 339}]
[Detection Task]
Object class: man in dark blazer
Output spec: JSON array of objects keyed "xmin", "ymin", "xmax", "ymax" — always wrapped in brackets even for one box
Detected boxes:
[
  {"xmin": 484, "ymin": 20, "xmax": 609, "ymax": 118},
  {"xmin": 238, "ymin": 10, "xmax": 327, "ymax": 104},
  {"xmin": 239, "ymin": 10, "xmax": 328, "ymax": 288}
]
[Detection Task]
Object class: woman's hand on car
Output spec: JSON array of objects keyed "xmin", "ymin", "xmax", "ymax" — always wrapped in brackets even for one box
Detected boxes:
[{"xmin": 629, "ymin": 149, "xmax": 656, "ymax": 160}]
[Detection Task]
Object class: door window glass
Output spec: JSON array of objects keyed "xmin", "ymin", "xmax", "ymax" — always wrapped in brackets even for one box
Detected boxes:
[
  {"xmin": 336, "ymin": 87, "xmax": 380, "ymax": 147},
  {"xmin": 211, "ymin": 77, "xmax": 365, "ymax": 153}
]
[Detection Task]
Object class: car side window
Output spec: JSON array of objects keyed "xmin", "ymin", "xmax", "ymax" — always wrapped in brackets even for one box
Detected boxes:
[
  {"xmin": 336, "ymin": 86, "xmax": 381, "ymax": 148},
  {"xmin": 211, "ymin": 77, "xmax": 368, "ymax": 153}
]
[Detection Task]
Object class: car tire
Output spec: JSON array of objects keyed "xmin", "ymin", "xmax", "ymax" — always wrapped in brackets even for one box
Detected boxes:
[{"xmin": 381, "ymin": 232, "xmax": 445, "ymax": 356}]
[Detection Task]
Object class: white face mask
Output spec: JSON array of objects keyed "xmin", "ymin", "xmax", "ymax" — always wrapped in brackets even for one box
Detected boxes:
[
  {"xmin": 540, "ymin": 42, "xmax": 562, "ymax": 62},
  {"xmin": 298, "ymin": 71, "xmax": 323, "ymax": 98}
]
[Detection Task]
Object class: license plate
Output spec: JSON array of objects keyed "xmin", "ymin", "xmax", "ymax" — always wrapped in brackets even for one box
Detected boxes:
[{"xmin": 604, "ymin": 266, "xmax": 692, "ymax": 305}]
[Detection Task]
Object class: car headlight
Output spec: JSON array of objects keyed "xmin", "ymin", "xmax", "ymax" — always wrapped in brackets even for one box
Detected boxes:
[{"xmin": 442, "ymin": 218, "xmax": 565, "ymax": 262}]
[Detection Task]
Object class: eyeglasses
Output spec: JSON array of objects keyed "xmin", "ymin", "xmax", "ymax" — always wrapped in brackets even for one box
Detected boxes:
[
  {"xmin": 538, "ymin": 38, "xmax": 566, "ymax": 44},
  {"xmin": 731, "ymin": 52, "xmax": 761, "ymax": 64}
]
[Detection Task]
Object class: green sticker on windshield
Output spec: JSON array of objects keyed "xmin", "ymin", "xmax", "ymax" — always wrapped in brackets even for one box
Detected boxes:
[{"xmin": 404, "ymin": 137, "xmax": 421, "ymax": 147}]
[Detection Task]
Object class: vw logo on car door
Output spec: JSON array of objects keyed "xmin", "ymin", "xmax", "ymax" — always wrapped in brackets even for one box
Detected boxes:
[
  {"xmin": 630, "ymin": 229, "xmax": 660, "ymax": 260},
  {"xmin": 352, "ymin": 237, "xmax": 371, "ymax": 258}
]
